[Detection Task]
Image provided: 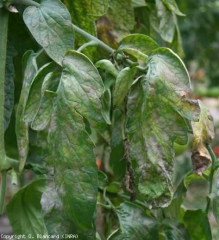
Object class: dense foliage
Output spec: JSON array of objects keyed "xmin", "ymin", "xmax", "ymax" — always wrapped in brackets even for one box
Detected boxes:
[{"xmin": 0, "ymin": 0, "xmax": 218, "ymax": 239}]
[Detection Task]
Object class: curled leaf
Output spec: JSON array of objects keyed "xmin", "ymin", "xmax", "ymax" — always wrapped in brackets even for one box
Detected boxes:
[{"xmin": 191, "ymin": 100, "xmax": 215, "ymax": 175}]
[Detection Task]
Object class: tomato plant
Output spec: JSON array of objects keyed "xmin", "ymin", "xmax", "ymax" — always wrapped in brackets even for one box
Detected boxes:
[{"xmin": 0, "ymin": 0, "xmax": 218, "ymax": 239}]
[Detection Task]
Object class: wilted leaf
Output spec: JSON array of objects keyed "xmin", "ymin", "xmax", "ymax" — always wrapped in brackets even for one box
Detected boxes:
[
  {"xmin": 162, "ymin": 0, "xmax": 185, "ymax": 16},
  {"xmin": 191, "ymin": 100, "xmax": 214, "ymax": 175},
  {"xmin": 96, "ymin": 59, "xmax": 118, "ymax": 77},
  {"xmin": 23, "ymin": 0, "xmax": 74, "ymax": 65},
  {"xmin": 113, "ymin": 67, "xmax": 137, "ymax": 108},
  {"xmin": 31, "ymin": 72, "xmax": 61, "ymax": 131},
  {"xmin": 32, "ymin": 91, "xmax": 57, "ymax": 131},
  {"xmin": 108, "ymin": 202, "xmax": 158, "ymax": 239},
  {"xmin": 183, "ymin": 210, "xmax": 212, "ymax": 240},
  {"xmin": 41, "ymin": 185, "xmax": 95, "ymax": 239},
  {"xmin": 48, "ymin": 61, "xmax": 100, "ymax": 229},
  {"xmin": 118, "ymin": 34, "xmax": 159, "ymax": 61},
  {"xmin": 24, "ymin": 62, "xmax": 57, "ymax": 123},
  {"xmin": 156, "ymin": 0, "xmax": 175, "ymax": 43},
  {"xmin": 126, "ymin": 48, "xmax": 200, "ymax": 207},
  {"xmin": 62, "ymin": 50, "xmax": 106, "ymax": 129},
  {"xmin": 7, "ymin": 178, "xmax": 48, "ymax": 238},
  {"xmin": 16, "ymin": 50, "xmax": 38, "ymax": 172},
  {"xmin": 4, "ymin": 42, "xmax": 16, "ymax": 131},
  {"xmin": 101, "ymin": 89, "xmax": 111, "ymax": 125},
  {"xmin": 110, "ymin": 110, "xmax": 126, "ymax": 180}
]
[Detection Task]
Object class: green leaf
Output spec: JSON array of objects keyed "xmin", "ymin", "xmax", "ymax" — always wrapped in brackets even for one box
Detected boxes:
[
  {"xmin": 31, "ymin": 71, "xmax": 60, "ymax": 130},
  {"xmin": 126, "ymin": 48, "xmax": 200, "ymax": 207},
  {"xmin": 161, "ymin": 219, "xmax": 189, "ymax": 240},
  {"xmin": 4, "ymin": 42, "xmax": 16, "ymax": 131},
  {"xmin": 62, "ymin": 50, "xmax": 106, "ymax": 128},
  {"xmin": 118, "ymin": 34, "xmax": 159, "ymax": 61},
  {"xmin": 101, "ymin": 89, "xmax": 111, "ymax": 125},
  {"xmin": 113, "ymin": 67, "xmax": 137, "ymax": 108},
  {"xmin": 7, "ymin": 178, "xmax": 48, "ymax": 238},
  {"xmin": 108, "ymin": 202, "xmax": 158, "ymax": 239},
  {"xmin": 162, "ymin": 0, "xmax": 185, "ymax": 16},
  {"xmin": 108, "ymin": 0, "xmax": 134, "ymax": 37},
  {"xmin": 32, "ymin": 90, "xmax": 57, "ymax": 131},
  {"xmin": 96, "ymin": 59, "xmax": 118, "ymax": 77},
  {"xmin": 23, "ymin": 0, "xmax": 74, "ymax": 65},
  {"xmin": 191, "ymin": 100, "xmax": 214, "ymax": 175},
  {"xmin": 132, "ymin": 0, "xmax": 147, "ymax": 8},
  {"xmin": 98, "ymin": 170, "xmax": 108, "ymax": 188},
  {"xmin": 106, "ymin": 182, "xmax": 120, "ymax": 193},
  {"xmin": 24, "ymin": 62, "xmax": 57, "ymax": 123},
  {"xmin": 25, "ymin": 163, "xmax": 48, "ymax": 175},
  {"xmin": 109, "ymin": 110, "xmax": 126, "ymax": 180},
  {"xmin": 16, "ymin": 50, "xmax": 38, "ymax": 172},
  {"xmin": 156, "ymin": 0, "xmax": 175, "ymax": 43},
  {"xmin": 41, "ymin": 185, "xmax": 95, "ymax": 239},
  {"xmin": 49, "ymin": 79, "xmax": 98, "ymax": 230},
  {"xmin": 88, "ymin": 0, "xmax": 109, "ymax": 19},
  {"xmin": 212, "ymin": 169, "xmax": 219, "ymax": 224},
  {"xmin": 183, "ymin": 210, "xmax": 212, "ymax": 240},
  {"xmin": 170, "ymin": 23, "xmax": 185, "ymax": 58}
]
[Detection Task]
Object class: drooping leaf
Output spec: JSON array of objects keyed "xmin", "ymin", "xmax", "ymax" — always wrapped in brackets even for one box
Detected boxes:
[
  {"xmin": 62, "ymin": 50, "xmax": 106, "ymax": 128},
  {"xmin": 4, "ymin": 42, "xmax": 16, "ymax": 131},
  {"xmin": 48, "ymin": 76, "xmax": 98, "ymax": 230},
  {"xmin": 32, "ymin": 91, "xmax": 57, "ymax": 131},
  {"xmin": 101, "ymin": 89, "xmax": 111, "ymax": 125},
  {"xmin": 126, "ymin": 48, "xmax": 200, "ymax": 207},
  {"xmin": 7, "ymin": 178, "xmax": 48, "ymax": 238},
  {"xmin": 118, "ymin": 34, "xmax": 159, "ymax": 61},
  {"xmin": 156, "ymin": 0, "xmax": 175, "ymax": 43},
  {"xmin": 16, "ymin": 50, "xmax": 38, "ymax": 172},
  {"xmin": 170, "ymin": 22, "xmax": 185, "ymax": 58},
  {"xmin": 23, "ymin": 62, "xmax": 57, "ymax": 123},
  {"xmin": 96, "ymin": 59, "xmax": 118, "ymax": 77},
  {"xmin": 113, "ymin": 67, "xmax": 137, "ymax": 108},
  {"xmin": 108, "ymin": 202, "xmax": 158, "ymax": 239},
  {"xmin": 8, "ymin": 11, "xmax": 39, "ymax": 103},
  {"xmin": 183, "ymin": 210, "xmax": 212, "ymax": 240},
  {"xmin": 31, "ymin": 71, "xmax": 60, "ymax": 131},
  {"xmin": 23, "ymin": 0, "xmax": 74, "ymax": 65},
  {"xmin": 191, "ymin": 100, "xmax": 214, "ymax": 175},
  {"xmin": 162, "ymin": 0, "xmax": 185, "ymax": 16},
  {"xmin": 41, "ymin": 185, "xmax": 95, "ymax": 239},
  {"xmin": 110, "ymin": 110, "xmax": 126, "ymax": 180},
  {"xmin": 212, "ymin": 169, "xmax": 219, "ymax": 225}
]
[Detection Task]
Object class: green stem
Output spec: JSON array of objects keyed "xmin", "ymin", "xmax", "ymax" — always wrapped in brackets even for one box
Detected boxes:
[
  {"xmin": 205, "ymin": 144, "xmax": 217, "ymax": 214},
  {"xmin": 0, "ymin": 8, "xmax": 8, "ymax": 158},
  {"xmin": 72, "ymin": 24, "xmax": 115, "ymax": 55},
  {"xmin": 77, "ymin": 40, "xmax": 98, "ymax": 52},
  {"xmin": 7, "ymin": 0, "xmax": 40, "ymax": 7},
  {"xmin": 0, "ymin": 170, "xmax": 7, "ymax": 214}
]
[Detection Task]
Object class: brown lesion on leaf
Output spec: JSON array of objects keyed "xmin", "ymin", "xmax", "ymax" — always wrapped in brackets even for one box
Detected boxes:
[
  {"xmin": 96, "ymin": 16, "xmax": 118, "ymax": 49},
  {"xmin": 191, "ymin": 143, "xmax": 211, "ymax": 176},
  {"xmin": 191, "ymin": 100, "xmax": 215, "ymax": 176},
  {"xmin": 121, "ymin": 137, "xmax": 136, "ymax": 201}
]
